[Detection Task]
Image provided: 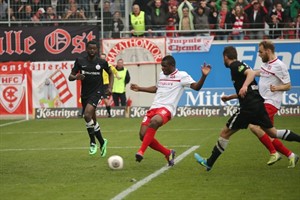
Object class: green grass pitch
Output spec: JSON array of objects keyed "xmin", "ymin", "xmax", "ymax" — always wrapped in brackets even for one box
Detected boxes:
[{"xmin": 0, "ymin": 116, "xmax": 299, "ymax": 200}]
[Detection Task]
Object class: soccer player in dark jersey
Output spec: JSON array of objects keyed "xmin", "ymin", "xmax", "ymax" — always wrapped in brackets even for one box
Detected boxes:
[
  {"xmin": 68, "ymin": 40, "xmax": 114, "ymax": 157},
  {"xmin": 194, "ymin": 46, "xmax": 300, "ymax": 171}
]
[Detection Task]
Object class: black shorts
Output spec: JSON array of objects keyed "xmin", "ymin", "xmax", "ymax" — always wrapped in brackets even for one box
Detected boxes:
[
  {"xmin": 81, "ymin": 91, "xmax": 102, "ymax": 111},
  {"xmin": 226, "ymin": 103, "xmax": 273, "ymax": 130}
]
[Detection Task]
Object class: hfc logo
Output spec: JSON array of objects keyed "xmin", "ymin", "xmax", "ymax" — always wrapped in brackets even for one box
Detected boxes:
[{"xmin": 0, "ymin": 75, "xmax": 25, "ymax": 113}]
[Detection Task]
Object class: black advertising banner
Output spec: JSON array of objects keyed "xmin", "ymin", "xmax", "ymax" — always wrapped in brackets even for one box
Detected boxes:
[{"xmin": 0, "ymin": 26, "xmax": 99, "ymax": 62}]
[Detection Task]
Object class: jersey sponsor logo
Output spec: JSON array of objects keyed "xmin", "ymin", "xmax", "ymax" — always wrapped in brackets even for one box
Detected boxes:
[{"xmin": 238, "ymin": 65, "xmax": 245, "ymax": 72}]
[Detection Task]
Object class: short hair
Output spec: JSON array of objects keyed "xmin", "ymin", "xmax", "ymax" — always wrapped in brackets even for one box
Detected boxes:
[
  {"xmin": 162, "ymin": 55, "xmax": 176, "ymax": 67},
  {"xmin": 86, "ymin": 40, "xmax": 98, "ymax": 48},
  {"xmin": 259, "ymin": 40, "xmax": 275, "ymax": 53},
  {"xmin": 223, "ymin": 46, "xmax": 237, "ymax": 60}
]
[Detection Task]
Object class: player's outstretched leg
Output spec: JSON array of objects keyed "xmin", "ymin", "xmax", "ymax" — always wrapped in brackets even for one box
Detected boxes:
[{"xmin": 194, "ymin": 153, "xmax": 211, "ymax": 171}]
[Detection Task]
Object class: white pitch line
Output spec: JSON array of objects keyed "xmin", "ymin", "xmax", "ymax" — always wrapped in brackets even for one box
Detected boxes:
[
  {"xmin": 0, "ymin": 145, "xmax": 193, "ymax": 152},
  {"xmin": 111, "ymin": 145, "xmax": 200, "ymax": 200},
  {"xmin": 0, "ymin": 119, "xmax": 28, "ymax": 127}
]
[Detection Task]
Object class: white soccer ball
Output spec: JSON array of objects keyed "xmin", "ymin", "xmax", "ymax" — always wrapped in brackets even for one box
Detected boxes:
[{"xmin": 108, "ymin": 155, "xmax": 124, "ymax": 170}]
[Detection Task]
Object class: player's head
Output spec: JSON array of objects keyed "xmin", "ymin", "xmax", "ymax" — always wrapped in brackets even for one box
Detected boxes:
[
  {"xmin": 86, "ymin": 40, "xmax": 98, "ymax": 58},
  {"xmin": 223, "ymin": 46, "xmax": 237, "ymax": 68},
  {"xmin": 161, "ymin": 55, "xmax": 176, "ymax": 75},
  {"xmin": 258, "ymin": 40, "xmax": 275, "ymax": 63}
]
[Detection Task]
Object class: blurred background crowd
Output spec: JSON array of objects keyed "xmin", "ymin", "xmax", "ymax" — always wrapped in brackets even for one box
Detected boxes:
[{"xmin": 0, "ymin": 0, "xmax": 299, "ymax": 39}]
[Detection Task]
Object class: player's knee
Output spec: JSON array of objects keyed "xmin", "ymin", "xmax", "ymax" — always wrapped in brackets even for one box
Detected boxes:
[
  {"xmin": 149, "ymin": 118, "xmax": 162, "ymax": 129},
  {"xmin": 139, "ymin": 132, "xmax": 144, "ymax": 141}
]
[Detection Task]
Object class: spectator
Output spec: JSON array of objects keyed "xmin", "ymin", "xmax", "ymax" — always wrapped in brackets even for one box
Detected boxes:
[
  {"xmin": 193, "ymin": 5, "xmax": 210, "ymax": 36},
  {"xmin": 268, "ymin": 2, "xmax": 286, "ymax": 39},
  {"xmin": 4, "ymin": 7, "xmax": 18, "ymax": 26},
  {"xmin": 285, "ymin": 0, "xmax": 300, "ymax": 21},
  {"xmin": 56, "ymin": 0, "xmax": 68, "ymax": 19},
  {"xmin": 268, "ymin": 14, "xmax": 282, "ymax": 39},
  {"xmin": 129, "ymin": 3, "xmax": 151, "ymax": 37},
  {"xmin": 64, "ymin": 3, "xmax": 87, "ymax": 22},
  {"xmin": 166, "ymin": 17, "xmax": 177, "ymax": 37},
  {"xmin": 97, "ymin": 0, "xmax": 113, "ymax": 38},
  {"xmin": 0, "ymin": 0, "xmax": 8, "ymax": 21},
  {"xmin": 207, "ymin": 0, "xmax": 219, "ymax": 36},
  {"xmin": 215, "ymin": 3, "xmax": 232, "ymax": 40},
  {"xmin": 178, "ymin": 0, "xmax": 195, "ymax": 36},
  {"xmin": 111, "ymin": 10, "xmax": 124, "ymax": 38},
  {"xmin": 11, "ymin": 0, "xmax": 25, "ymax": 20},
  {"xmin": 244, "ymin": 0, "xmax": 268, "ymax": 39},
  {"xmin": 20, "ymin": 4, "xmax": 34, "ymax": 26},
  {"xmin": 168, "ymin": 2, "xmax": 179, "ymax": 30},
  {"xmin": 77, "ymin": 0, "xmax": 90, "ymax": 18},
  {"xmin": 230, "ymin": 4, "xmax": 249, "ymax": 40},
  {"xmin": 235, "ymin": 0, "xmax": 249, "ymax": 8},
  {"xmin": 42, "ymin": 5, "xmax": 58, "ymax": 26},
  {"xmin": 284, "ymin": 18, "xmax": 296, "ymax": 39},
  {"xmin": 112, "ymin": 59, "xmax": 130, "ymax": 107},
  {"xmin": 198, "ymin": 0, "xmax": 211, "ymax": 16},
  {"xmin": 147, "ymin": 0, "xmax": 169, "ymax": 37},
  {"xmin": 31, "ymin": 0, "xmax": 49, "ymax": 15},
  {"xmin": 215, "ymin": 0, "xmax": 235, "ymax": 11}
]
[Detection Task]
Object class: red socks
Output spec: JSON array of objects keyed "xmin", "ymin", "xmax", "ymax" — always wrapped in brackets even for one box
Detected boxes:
[
  {"xmin": 259, "ymin": 134, "xmax": 276, "ymax": 154},
  {"xmin": 272, "ymin": 139, "xmax": 292, "ymax": 157},
  {"xmin": 138, "ymin": 127, "xmax": 156, "ymax": 154},
  {"xmin": 149, "ymin": 139, "xmax": 170, "ymax": 156},
  {"xmin": 138, "ymin": 127, "xmax": 170, "ymax": 156}
]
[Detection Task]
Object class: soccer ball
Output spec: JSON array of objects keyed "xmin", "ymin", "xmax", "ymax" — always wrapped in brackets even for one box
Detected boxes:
[{"xmin": 108, "ymin": 155, "xmax": 124, "ymax": 170}]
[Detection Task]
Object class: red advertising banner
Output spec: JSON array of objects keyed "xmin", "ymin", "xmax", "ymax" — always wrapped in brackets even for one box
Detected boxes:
[
  {"xmin": 0, "ymin": 26, "xmax": 99, "ymax": 62},
  {"xmin": 0, "ymin": 62, "xmax": 32, "ymax": 115},
  {"xmin": 102, "ymin": 38, "xmax": 166, "ymax": 65}
]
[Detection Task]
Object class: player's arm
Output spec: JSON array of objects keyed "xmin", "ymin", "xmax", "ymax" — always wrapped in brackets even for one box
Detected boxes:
[
  {"xmin": 254, "ymin": 69, "xmax": 260, "ymax": 77},
  {"xmin": 69, "ymin": 59, "xmax": 85, "ymax": 81},
  {"xmin": 69, "ymin": 71, "xmax": 85, "ymax": 81},
  {"xmin": 270, "ymin": 82, "xmax": 291, "ymax": 92},
  {"xmin": 190, "ymin": 63, "xmax": 211, "ymax": 91},
  {"xmin": 130, "ymin": 84, "xmax": 157, "ymax": 93},
  {"xmin": 239, "ymin": 68, "xmax": 256, "ymax": 98},
  {"xmin": 221, "ymin": 94, "xmax": 238, "ymax": 102}
]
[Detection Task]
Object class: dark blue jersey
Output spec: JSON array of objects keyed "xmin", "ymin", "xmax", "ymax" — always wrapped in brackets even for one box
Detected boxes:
[{"xmin": 72, "ymin": 56, "xmax": 109, "ymax": 98}]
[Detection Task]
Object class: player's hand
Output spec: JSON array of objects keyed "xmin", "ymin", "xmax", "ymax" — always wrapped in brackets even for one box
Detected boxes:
[
  {"xmin": 201, "ymin": 63, "xmax": 211, "ymax": 76},
  {"xmin": 76, "ymin": 74, "xmax": 85, "ymax": 80},
  {"xmin": 130, "ymin": 83, "xmax": 139, "ymax": 92},
  {"xmin": 270, "ymin": 84, "xmax": 277, "ymax": 92},
  {"xmin": 239, "ymin": 86, "xmax": 247, "ymax": 98}
]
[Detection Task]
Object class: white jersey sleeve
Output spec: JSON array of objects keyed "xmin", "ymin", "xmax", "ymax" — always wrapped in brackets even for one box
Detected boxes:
[{"xmin": 259, "ymin": 58, "xmax": 290, "ymax": 109}]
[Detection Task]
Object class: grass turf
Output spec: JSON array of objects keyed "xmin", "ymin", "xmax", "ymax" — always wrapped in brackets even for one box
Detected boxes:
[{"xmin": 0, "ymin": 116, "xmax": 299, "ymax": 200}]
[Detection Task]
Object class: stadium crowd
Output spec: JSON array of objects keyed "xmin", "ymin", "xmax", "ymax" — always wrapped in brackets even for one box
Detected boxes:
[{"xmin": 1, "ymin": 0, "xmax": 299, "ymax": 39}]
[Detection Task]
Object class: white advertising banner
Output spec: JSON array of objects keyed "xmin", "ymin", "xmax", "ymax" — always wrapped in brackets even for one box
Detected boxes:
[
  {"xmin": 102, "ymin": 38, "xmax": 166, "ymax": 65},
  {"xmin": 30, "ymin": 61, "xmax": 78, "ymax": 108},
  {"xmin": 166, "ymin": 36, "xmax": 214, "ymax": 53}
]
